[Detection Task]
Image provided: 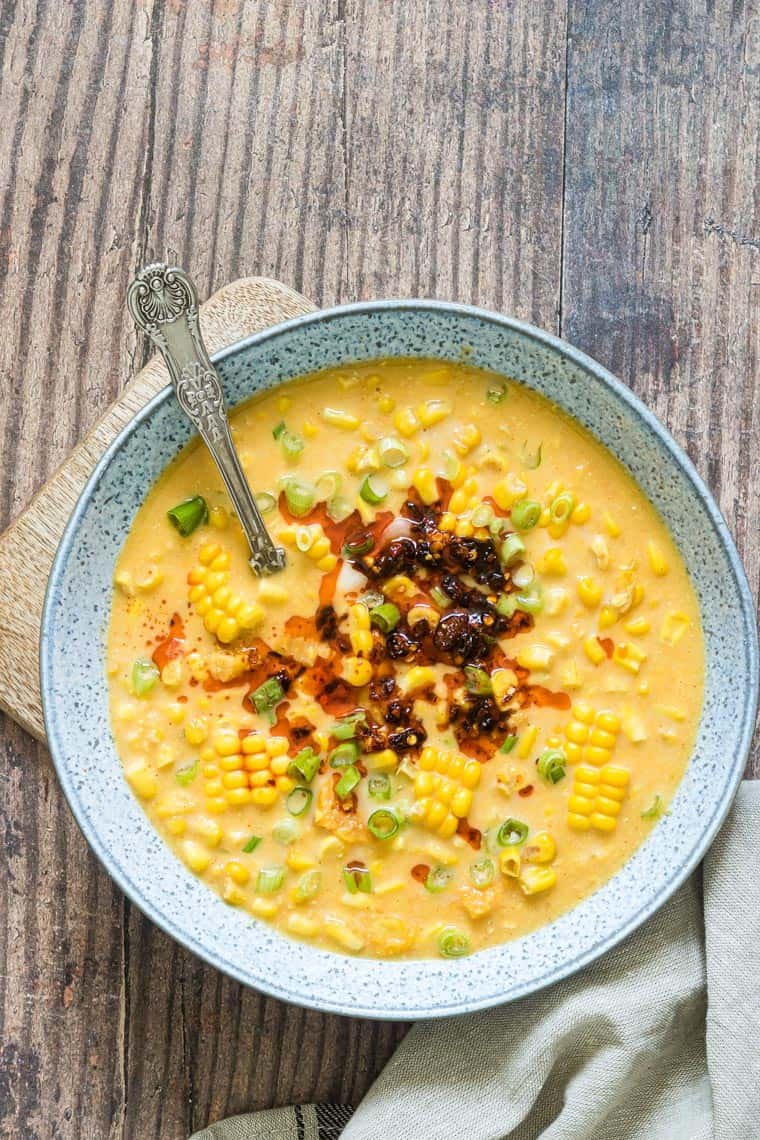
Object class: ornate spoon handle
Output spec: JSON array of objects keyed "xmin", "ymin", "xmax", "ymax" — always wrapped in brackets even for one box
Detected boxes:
[{"xmin": 127, "ymin": 263, "xmax": 286, "ymax": 576}]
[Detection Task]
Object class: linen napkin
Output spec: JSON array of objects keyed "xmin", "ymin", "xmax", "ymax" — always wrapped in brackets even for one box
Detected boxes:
[{"xmin": 191, "ymin": 781, "xmax": 760, "ymax": 1140}]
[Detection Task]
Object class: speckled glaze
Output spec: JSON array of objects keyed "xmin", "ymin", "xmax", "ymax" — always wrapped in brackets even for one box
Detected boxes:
[{"xmin": 41, "ymin": 302, "xmax": 758, "ymax": 1020}]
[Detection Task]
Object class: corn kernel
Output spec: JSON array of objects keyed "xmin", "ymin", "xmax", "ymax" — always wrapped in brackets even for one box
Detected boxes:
[
  {"xmin": 125, "ymin": 765, "xmax": 158, "ymax": 800},
  {"xmin": 613, "ymin": 642, "xmax": 647, "ymax": 674},
  {"xmin": 393, "ymin": 407, "xmax": 420, "ymax": 437},
  {"xmin": 499, "ymin": 849, "xmax": 522, "ymax": 877},
  {"xmin": 323, "ymin": 917, "xmax": 364, "ymax": 952},
  {"xmin": 258, "ymin": 581, "xmax": 289, "ymax": 604},
  {"xmin": 571, "ymin": 502, "xmax": 591, "ymax": 524},
  {"xmin": 578, "ymin": 576, "xmax": 602, "ymax": 608},
  {"xmin": 519, "ymin": 867, "xmax": 557, "ymax": 894},
  {"xmin": 412, "ymin": 467, "xmax": 438, "ymax": 505},
  {"xmin": 545, "ymin": 587, "xmax": 569, "ymax": 616},
  {"xmin": 287, "ymin": 914, "xmax": 319, "ymax": 937},
  {"xmin": 523, "ymin": 831, "xmax": 556, "ymax": 864},
  {"xmin": 515, "ymin": 645, "xmax": 554, "ymax": 672},
  {"xmin": 182, "ymin": 840, "xmax": 212, "ymax": 873},
  {"xmin": 517, "ymin": 725, "xmax": 538, "ymax": 759},
  {"xmin": 599, "ymin": 606, "xmax": 618, "ymax": 630},
  {"xmin": 209, "ymin": 505, "xmax": 229, "ymax": 529},
  {"xmin": 583, "ymin": 637, "xmax": 606, "ymax": 665},
  {"xmin": 417, "ymin": 399, "xmax": 451, "ymax": 427},
  {"xmin": 452, "ymin": 423, "xmax": 481, "ymax": 456},
  {"xmin": 647, "ymin": 540, "xmax": 669, "ymax": 576},
  {"xmin": 400, "ymin": 666, "xmax": 437, "ymax": 694},
  {"xmin": 603, "ymin": 511, "xmax": 621, "ymax": 537},
  {"xmin": 661, "ymin": 611, "xmax": 689, "ymax": 646},
  {"xmin": 321, "ymin": 407, "xmax": 359, "ymax": 430},
  {"xmin": 541, "ymin": 548, "xmax": 567, "ymax": 575},
  {"xmin": 250, "ymin": 898, "xmax": 279, "ymax": 919},
  {"xmin": 225, "ymin": 860, "xmax": 251, "ymax": 885},
  {"xmin": 251, "ymin": 787, "xmax": 278, "ymax": 807},
  {"xmin": 377, "ymin": 394, "xmax": 395, "ymax": 414}
]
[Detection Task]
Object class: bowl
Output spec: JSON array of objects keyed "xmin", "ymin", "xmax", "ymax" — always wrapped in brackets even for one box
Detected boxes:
[{"xmin": 41, "ymin": 301, "xmax": 758, "ymax": 1019}]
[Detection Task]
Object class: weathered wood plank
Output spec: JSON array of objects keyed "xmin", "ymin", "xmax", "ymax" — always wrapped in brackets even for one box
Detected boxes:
[{"xmin": 561, "ymin": 0, "xmax": 760, "ymax": 774}]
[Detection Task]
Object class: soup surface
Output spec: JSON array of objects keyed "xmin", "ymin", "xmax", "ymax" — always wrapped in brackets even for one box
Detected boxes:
[{"xmin": 108, "ymin": 358, "xmax": 703, "ymax": 960}]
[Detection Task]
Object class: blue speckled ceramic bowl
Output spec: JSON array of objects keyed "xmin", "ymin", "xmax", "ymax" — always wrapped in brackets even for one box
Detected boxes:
[{"xmin": 41, "ymin": 302, "xmax": 758, "ymax": 1019}]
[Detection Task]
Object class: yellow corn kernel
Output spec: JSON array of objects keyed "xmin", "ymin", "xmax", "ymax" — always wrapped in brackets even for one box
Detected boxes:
[
  {"xmin": 578, "ymin": 576, "xmax": 602, "ymax": 608},
  {"xmin": 491, "ymin": 667, "xmax": 518, "ymax": 709},
  {"xmin": 647, "ymin": 540, "xmax": 669, "ymax": 576},
  {"xmin": 613, "ymin": 642, "xmax": 647, "ymax": 674},
  {"xmin": 267, "ymin": 736, "xmax": 289, "ymax": 757},
  {"xmin": 251, "ymin": 787, "xmax": 278, "ymax": 807},
  {"xmin": 517, "ymin": 725, "xmax": 538, "ymax": 759},
  {"xmin": 250, "ymin": 897, "xmax": 279, "ymax": 919},
  {"xmin": 492, "ymin": 472, "xmax": 528, "ymax": 510},
  {"xmin": 583, "ymin": 637, "xmax": 606, "ymax": 666},
  {"xmin": 400, "ymin": 666, "xmax": 437, "ymax": 695},
  {"xmin": 323, "ymin": 917, "xmax": 365, "ymax": 953},
  {"xmin": 155, "ymin": 743, "xmax": 176, "ymax": 771},
  {"xmin": 519, "ymin": 867, "xmax": 557, "ymax": 895},
  {"xmin": 287, "ymin": 913, "xmax": 319, "ymax": 937},
  {"xmin": 209, "ymin": 505, "xmax": 229, "ymax": 529},
  {"xmin": 661, "ymin": 611, "xmax": 690, "ymax": 646},
  {"xmin": 125, "ymin": 765, "xmax": 158, "ymax": 800},
  {"xmin": 300, "ymin": 419, "xmax": 318, "ymax": 439},
  {"xmin": 241, "ymin": 733, "xmax": 266, "ymax": 754},
  {"xmin": 541, "ymin": 547, "xmax": 567, "ymax": 576},
  {"xmin": 393, "ymin": 407, "xmax": 420, "ymax": 437},
  {"xmin": 309, "ymin": 535, "xmax": 331, "ymax": 561},
  {"xmin": 159, "ymin": 659, "xmax": 183, "ymax": 689},
  {"xmin": 182, "ymin": 840, "xmax": 212, "ymax": 874},
  {"xmin": 544, "ymin": 587, "xmax": 569, "ymax": 616},
  {"xmin": 113, "ymin": 568, "xmax": 135, "ymax": 596},
  {"xmin": 598, "ymin": 605, "xmax": 618, "ymax": 630},
  {"xmin": 524, "ymin": 831, "xmax": 556, "ymax": 864},
  {"xmin": 376, "ymin": 394, "xmax": 395, "ymax": 414},
  {"xmin": 165, "ymin": 701, "xmax": 185, "ymax": 725},
  {"xmin": 321, "ymin": 407, "xmax": 359, "ymax": 430},
  {"xmin": 515, "ymin": 644, "xmax": 554, "ymax": 672},
  {"xmin": 411, "ymin": 466, "xmax": 438, "ymax": 505},
  {"xmin": 224, "ymin": 860, "xmax": 251, "ymax": 886},
  {"xmin": 363, "ymin": 749, "xmax": 397, "ymax": 772},
  {"xmin": 166, "ymin": 817, "xmax": 186, "ymax": 836},
  {"xmin": 213, "ymin": 727, "xmax": 240, "ymax": 757},
  {"xmin": 596, "ymin": 711, "xmax": 620, "ymax": 734},
  {"xmin": 571, "ymin": 502, "xmax": 591, "ymax": 524},
  {"xmin": 603, "ymin": 511, "xmax": 621, "ymax": 537},
  {"xmin": 559, "ymin": 661, "xmax": 582, "ymax": 690},
  {"xmin": 499, "ymin": 849, "xmax": 522, "ymax": 877},
  {"xmin": 134, "ymin": 564, "xmax": 164, "ymax": 592},
  {"xmin": 417, "ymin": 399, "xmax": 451, "ymax": 427},
  {"xmin": 286, "ymin": 849, "xmax": 315, "ymax": 872},
  {"xmin": 382, "ymin": 575, "xmax": 417, "ymax": 600},
  {"xmin": 258, "ymin": 581, "xmax": 289, "ymax": 605},
  {"xmin": 341, "ymin": 656, "xmax": 372, "ymax": 687},
  {"xmin": 590, "ymin": 534, "xmax": 610, "ymax": 570},
  {"xmin": 566, "ymin": 720, "xmax": 589, "ymax": 744},
  {"xmin": 623, "ymin": 616, "xmax": 649, "ymax": 636},
  {"xmin": 452, "ymin": 423, "xmax": 481, "ymax": 456}
]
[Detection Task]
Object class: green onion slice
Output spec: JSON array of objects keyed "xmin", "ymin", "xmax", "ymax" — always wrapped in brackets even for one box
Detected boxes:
[
  {"xmin": 167, "ymin": 495, "xmax": 208, "ymax": 537},
  {"xmin": 249, "ymin": 677, "xmax": 285, "ymax": 722},
  {"xmin": 288, "ymin": 747, "xmax": 321, "ymax": 783},
  {"xmin": 641, "ymin": 795, "xmax": 665, "ymax": 820},
  {"xmin": 367, "ymin": 808, "xmax": 400, "ymax": 840},
  {"xmin": 254, "ymin": 491, "xmax": 277, "ymax": 514},
  {"xmin": 369, "ymin": 602, "xmax": 401, "ymax": 633},
  {"xmin": 536, "ymin": 748, "xmax": 567, "ymax": 785},
  {"xmin": 359, "ymin": 474, "xmax": 388, "ymax": 505},
  {"xmin": 272, "ymin": 421, "xmax": 286, "ymax": 440},
  {"xmin": 464, "ymin": 665, "xmax": 492, "ymax": 696},
  {"xmin": 332, "ymin": 713, "xmax": 366, "ymax": 741},
  {"xmin": 469, "ymin": 857, "xmax": 495, "ymax": 887},
  {"xmin": 486, "ymin": 382, "xmax": 508, "ymax": 405},
  {"xmin": 516, "ymin": 586, "xmax": 544, "ymax": 615},
  {"xmin": 496, "ymin": 593, "xmax": 518, "ymax": 618},
  {"xmin": 550, "ymin": 491, "xmax": 576, "ymax": 526},
  {"xmin": 284, "ymin": 479, "xmax": 314, "ymax": 517},
  {"xmin": 342, "ymin": 864, "xmax": 372, "ymax": 894},
  {"xmin": 330, "ymin": 740, "xmax": 360, "ymax": 768},
  {"xmin": 175, "ymin": 759, "xmax": 198, "ymax": 787},
  {"xmin": 343, "ymin": 531, "xmax": 374, "ymax": 557},
  {"xmin": 500, "ymin": 735, "xmax": 518, "ymax": 754},
  {"xmin": 497, "ymin": 818, "xmax": 529, "ymax": 846},
  {"xmin": 132, "ymin": 658, "xmax": 159, "ymax": 697},
  {"xmin": 522, "ymin": 441, "xmax": 543, "ymax": 470},
  {"xmin": 471, "ymin": 503, "xmax": 494, "ymax": 528},
  {"xmin": 437, "ymin": 926, "xmax": 471, "ymax": 958},
  {"xmin": 316, "ymin": 471, "xmax": 342, "ymax": 500},
  {"xmin": 430, "ymin": 585, "xmax": 452, "ymax": 609},
  {"xmin": 368, "ymin": 773, "xmax": 392, "ymax": 800},
  {"xmin": 272, "ymin": 818, "xmax": 300, "ymax": 845},
  {"xmin": 256, "ymin": 867, "xmax": 285, "ymax": 894},
  {"xmin": 286, "ymin": 786, "xmax": 313, "ymax": 817},
  {"xmin": 242, "ymin": 835, "xmax": 262, "ymax": 853},
  {"xmin": 335, "ymin": 764, "xmax": 361, "ymax": 798},
  {"xmin": 511, "ymin": 498, "xmax": 542, "ymax": 531},
  {"xmin": 294, "ymin": 869, "xmax": 322, "ymax": 901},
  {"xmin": 378, "ymin": 436, "xmax": 409, "ymax": 468},
  {"xmin": 326, "ymin": 495, "xmax": 354, "ymax": 523},
  {"xmin": 281, "ymin": 430, "xmax": 304, "ymax": 460},
  {"xmin": 500, "ymin": 533, "xmax": 526, "ymax": 567},
  {"xmin": 424, "ymin": 865, "xmax": 453, "ymax": 893}
]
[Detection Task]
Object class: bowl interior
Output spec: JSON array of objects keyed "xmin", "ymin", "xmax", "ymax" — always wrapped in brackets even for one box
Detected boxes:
[{"xmin": 41, "ymin": 302, "xmax": 758, "ymax": 1019}]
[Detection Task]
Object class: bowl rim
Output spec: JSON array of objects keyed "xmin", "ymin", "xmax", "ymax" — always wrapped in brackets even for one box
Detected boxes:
[{"xmin": 41, "ymin": 298, "xmax": 759, "ymax": 1019}]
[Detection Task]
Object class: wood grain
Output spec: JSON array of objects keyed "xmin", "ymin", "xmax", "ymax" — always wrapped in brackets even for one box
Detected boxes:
[{"xmin": 0, "ymin": 1, "xmax": 756, "ymax": 1137}]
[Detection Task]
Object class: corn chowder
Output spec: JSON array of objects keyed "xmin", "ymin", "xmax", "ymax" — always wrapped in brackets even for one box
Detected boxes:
[{"xmin": 108, "ymin": 359, "xmax": 703, "ymax": 960}]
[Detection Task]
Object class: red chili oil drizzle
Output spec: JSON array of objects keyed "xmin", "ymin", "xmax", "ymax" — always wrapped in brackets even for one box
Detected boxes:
[
  {"xmin": 319, "ymin": 563, "xmax": 341, "ymax": 607},
  {"xmin": 518, "ymin": 784, "xmax": 534, "ymax": 798},
  {"xmin": 411, "ymin": 863, "xmax": 431, "ymax": 884},
  {"xmin": 456, "ymin": 819, "xmax": 482, "ymax": 849},
  {"xmin": 598, "ymin": 636, "xmax": 614, "ymax": 659},
  {"xmin": 526, "ymin": 685, "xmax": 571, "ymax": 711},
  {"xmin": 151, "ymin": 613, "xmax": 185, "ymax": 671},
  {"xmin": 482, "ymin": 494, "xmax": 510, "ymax": 518}
]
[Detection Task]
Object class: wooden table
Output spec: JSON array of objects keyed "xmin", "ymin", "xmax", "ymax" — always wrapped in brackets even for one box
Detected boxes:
[{"xmin": 0, "ymin": 2, "xmax": 757, "ymax": 1136}]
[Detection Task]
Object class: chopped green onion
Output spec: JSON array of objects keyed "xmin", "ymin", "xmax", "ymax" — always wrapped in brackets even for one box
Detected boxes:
[
  {"xmin": 288, "ymin": 747, "xmax": 321, "ymax": 783},
  {"xmin": 424, "ymin": 865, "xmax": 454, "ymax": 893},
  {"xmin": 368, "ymin": 773, "xmax": 392, "ymax": 800},
  {"xmin": 286, "ymin": 786, "xmax": 313, "ymax": 816},
  {"xmin": 496, "ymin": 593, "xmax": 518, "ymax": 618},
  {"xmin": 281, "ymin": 430, "xmax": 304, "ymax": 461},
  {"xmin": 326, "ymin": 495, "xmax": 354, "ymax": 522},
  {"xmin": 641, "ymin": 795, "xmax": 665, "ymax": 820},
  {"xmin": 359, "ymin": 474, "xmax": 388, "ymax": 505},
  {"xmin": 329, "ymin": 740, "xmax": 360, "ymax": 768},
  {"xmin": 430, "ymin": 585, "xmax": 452, "ymax": 609},
  {"xmin": 437, "ymin": 926, "xmax": 470, "ymax": 958},
  {"xmin": 497, "ymin": 818, "xmax": 529, "ymax": 846},
  {"xmin": 294, "ymin": 869, "xmax": 321, "ymax": 901},
  {"xmin": 471, "ymin": 503, "xmax": 494, "ymax": 528},
  {"xmin": 335, "ymin": 764, "xmax": 361, "ymax": 798},
  {"xmin": 343, "ymin": 865, "xmax": 372, "ymax": 894},
  {"xmin": 500, "ymin": 533, "xmax": 526, "ymax": 567},
  {"xmin": 469, "ymin": 857, "xmax": 495, "ymax": 887},
  {"xmin": 367, "ymin": 808, "xmax": 399, "ymax": 840},
  {"xmin": 272, "ymin": 818, "xmax": 300, "ymax": 845},
  {"xmin": 242, "ymin": 835, "xmax": 262, "ymax": 853},
  {"xmin": 272, "ymin": 421, "xmax": 286, "ymax": 440},
  {"xmin": 359, "ymin": 589, "xmax": 385, "ymax": 610},
  {"xmin": 500, "ymin": 735, "xmax": 518, "ymax": 755},
  {"xmin": 316, "ymin": 471, "xmax": 342, "ymax": 500},
  {"xmin": 284, "ymin": 479, "xmax": 314, "ymax": 517},
  {"xmin": 490, "ymin": 516, "xmax": 511, "ymax": 538},
  {"xmin": 175, "ymin": 759, "xmax": 198, "ymax": 787},
  {"xmin": 516, "ymin": 586, "xmax": 544, "ymax": 615},
  {"xmin": 550, "ymin": 491, "xmax": 576, "ymax": 526},
  {"xmin": 522, "ymin": 441, "xmax": 543, "ymax": 469},
  {"xmin": 369, "ymin": 602, "xmax": 401, "ymax": 633},
  {"xmin": 256, "ymin": 867, "xmax": 285, "ymax": 894},
  {"xmin": 511, "ymin": 498, "xmax": 541, "ymax": 531},
  {"xmin": 464, "ymin": 665, "xmax": 492, "ymax": 696},
  {"xmin": 254, "ymin": 491, "xmax": 277, "ymax": 514},
  {"xmin": 132, "ymin": 658, "xmax": 159, "ymax": 697},
  {"xmin": 378, "ymin": 436, "xmax": 409, "ymax": 468},
  {"xmin": 167, "ymin": 495, "xmax": 209, "ymax": 537},
  {"xmin": 296, "ymin": 525, "xmax": 318, "ymax": 553},
  {"xmin": 537, "ymin": 748, "xmax": 567, "ymax": 785},
  {"xmin": 249, "ymin": 677, "xmax": 285, "ymax": 722},
  {"xmin": 332, "ymin": 713, "xmax": 366, "ymax": 741},
  {"xmin": 486, "ymin": 382, "xmax": 508, "ymax": 405},
  {"xmin": 343, "ymin": 532, "xmax": 374, "ymax": 557}
]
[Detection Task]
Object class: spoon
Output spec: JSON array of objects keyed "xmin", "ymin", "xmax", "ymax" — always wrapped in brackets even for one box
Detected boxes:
[{"xmin": 127, "ymin": 263, "xmax": 286, "ymax": 576}]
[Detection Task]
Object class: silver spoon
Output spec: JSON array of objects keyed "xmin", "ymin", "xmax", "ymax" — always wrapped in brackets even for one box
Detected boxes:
[{"xmin": 127, "ymin": 263, "xmax": 286, "ymax": 576}]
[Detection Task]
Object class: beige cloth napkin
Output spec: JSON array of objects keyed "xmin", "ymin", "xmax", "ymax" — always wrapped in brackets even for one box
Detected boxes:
[{"xmin": 191, "ymin": 781, "xmax": 760, "ymax": 1140}]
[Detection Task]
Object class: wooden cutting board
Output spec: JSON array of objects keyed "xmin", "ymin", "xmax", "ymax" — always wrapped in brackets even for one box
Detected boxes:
[{"xmin": 0, "ymin": 277, "xmax": 316, "ymax": 743}]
